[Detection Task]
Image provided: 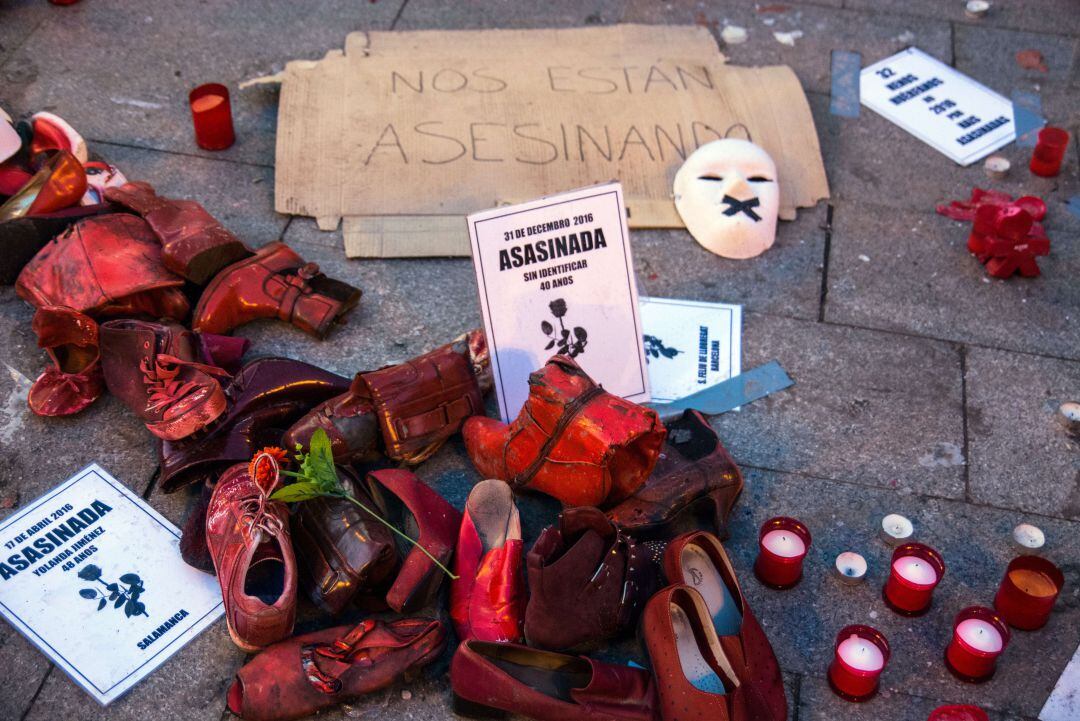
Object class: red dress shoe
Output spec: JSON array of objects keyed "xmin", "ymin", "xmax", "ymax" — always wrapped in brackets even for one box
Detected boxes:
[
  {"xmin": 206, "ymin": 458, "xmax": 297, "ymax": 651},
  {"xmin": 192, "ymin": 241, "xmax": 360, "ymax": 338},
  {"xmin": 228, "ymin": 617, "xmax": 446, "ymax": 721},
  {"xmin": 450, "ymin": 479, "xmax": 525, "ymax": 642},
  {"xmin": 27, "ymin": 305, "xmax": 104, "ymax": 417},
  {"xmin": 451, "ymin": 640, "xmax": 659, "ymax": 721},
  {"xmin": 100, "ymin": 319, "xmax": 229, "ymax": 440},
  {"xmin": 642, "ymin": 585, "xmax": 752, "ymax": 721},
  {"xmin": 364, "ymin": 469, "xmax": 462, "ymax": 613},
  {"xmin": 664, "ymin": 533, "xmax": 786, "ymax": 721},
  {"xmin": 463, "ymin": 356, "xmax": 666, "ymax": 508}
]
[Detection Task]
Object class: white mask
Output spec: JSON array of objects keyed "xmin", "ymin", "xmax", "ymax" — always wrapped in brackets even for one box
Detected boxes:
[{"xmin": 673, "ymin": 138, "xmax": 779, "ymax": 259}]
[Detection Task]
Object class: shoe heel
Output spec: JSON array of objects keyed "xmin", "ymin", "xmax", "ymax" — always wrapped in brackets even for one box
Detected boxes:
[{"xmin": 452, "ymin": 694, "xmax": 506, "ymax": 719}]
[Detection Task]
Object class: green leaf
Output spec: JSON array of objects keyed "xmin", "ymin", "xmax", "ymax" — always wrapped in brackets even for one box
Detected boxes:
[{"xmin": 270, "ymin": 481, "xmax": 326, "ymax": 503}]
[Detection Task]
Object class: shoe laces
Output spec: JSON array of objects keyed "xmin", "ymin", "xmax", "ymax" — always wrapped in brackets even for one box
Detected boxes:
[
  {"xmin": 239, "ymin": 452, "xmax": 284, "ymax": 539},
  {"xmin": 140, "ymin": 353, "xmax": 228, "ymax": 412}
]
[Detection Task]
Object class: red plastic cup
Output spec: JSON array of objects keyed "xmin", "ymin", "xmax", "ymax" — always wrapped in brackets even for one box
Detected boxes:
[
  {"xmin": 753, "ymin": 517, "xmax": 811, "ymax": 589},
  {"xmin": 993, "ymin": 555, "xmax": 1064, "ymax": 630},
  {"xmin": 1029, "ymin": 126, "xmax": 1069, "ymax": 177},
  {"xmin": 883, "ymin": 542, "xmax": 945, "ymax": 616},
  {"xmin": 944, "ymin": 606, "xmax": 1010, "ymax": 683},
  {"xmin": 189, "ymin": 83, "xmax": 235, "ymax": 151},
  {"xmin": 827, "ymin": 625, "xmax": 890, "ymax": 702},
  {"xmin": 928, "ymin": 705, "xmax": 990, "ymax": 721}
]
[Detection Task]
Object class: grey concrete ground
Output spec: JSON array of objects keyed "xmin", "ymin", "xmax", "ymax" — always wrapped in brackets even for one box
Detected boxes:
[{"xmin": 1, "ymin": 1, "xmax": 1078, "ymax": 720}]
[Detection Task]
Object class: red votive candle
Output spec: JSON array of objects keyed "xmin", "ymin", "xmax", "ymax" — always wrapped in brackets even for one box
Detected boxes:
[
  {"xmin": 928, "ymin": 705, "xmax": 989, "ymax": 721},
  {"xmin": 882, "ymin": 542, "xmax": 945, "ymax": 616},
  {"xmin": 827, "ymin": 625, "xmax": 890, "ymax": 702},
  {"xmin": 753, "ymin": 516, "xmax": 811, "ymax": 589},
  {"xmin": 944, "ymin": 606, "xmax": 1010, "ymax": 683},
  {"xmin": 1029, "ymin": 126, "xmax": 1069, "ymax": 177},
  {"xmin": 993, "ymin": 555, "xmax": 1064, "ymax": 630},
  {"xmin": 189, "ymin": 83, "xmax": 235, "ymax": 151}
]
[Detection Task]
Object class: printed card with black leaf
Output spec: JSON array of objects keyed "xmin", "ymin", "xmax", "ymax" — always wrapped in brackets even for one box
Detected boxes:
[
  {"xmin": 639, "ymin": 297, "xmax": 742, "ymax": 403},
  {"xmin": 468, "ymin": 182, "xmax": 650, "ymax": 422},
  {"xmin": 0, "ymin": 464, "xmax": 223, "ymax": 705}
]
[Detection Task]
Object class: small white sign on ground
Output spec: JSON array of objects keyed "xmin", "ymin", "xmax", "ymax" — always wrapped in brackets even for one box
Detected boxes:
[
  {"xmin": 468, "ymin": 182, "xmax": 650, "ymax": 422},
  {"xmin": 0, "ymin": 464, "xmax": 224, "ymax": 705},
  {"xmin": 640, "ymin": 297, "xmax": 741, "ymax": 403},
  {"xmin": 861, "ymin": 47, "xmax": 1015, "ymax": 166}
]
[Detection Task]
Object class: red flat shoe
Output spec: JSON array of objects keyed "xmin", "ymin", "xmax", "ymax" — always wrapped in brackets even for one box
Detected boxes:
[
  {"xmin": 27, "ymin": 305, "xmax": 103, "ymax": 417},
  {"xmin": 450, "ymin": 479, "xmax": 525, "ymax": 642},
  {"xmin": 228, "ymin": 617, "xmax": 446, "ymax": 721}
]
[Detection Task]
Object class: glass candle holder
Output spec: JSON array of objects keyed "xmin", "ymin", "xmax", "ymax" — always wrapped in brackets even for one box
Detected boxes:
[
  {"xmin": 827, "ymin": 625, "xmax": 890, "ymax": 702},
  {"xmin": 928, "ymin": 705, "xmax": 989, "ymax": 721},
  {"xmin": 882, "ymin": 542, "xmax": 945, "ymax": 616},
  {"xmin": 1029, "ymin": 126, "xmax": 1069, "ymax": 177},
  {"xmin": 189, "ymin": 83, "xmax": 235, "ymax": 151},
  {"xmin": 944, "ymin": 606, "xmax": 1010, "ymax": 683},
  {"xmin": 994, "ymin": 555, "xmax": 1064, "ymax": 630},
  {"xmin": 753, "ymin": 516, "xmax": 811, "ymax": 589}
]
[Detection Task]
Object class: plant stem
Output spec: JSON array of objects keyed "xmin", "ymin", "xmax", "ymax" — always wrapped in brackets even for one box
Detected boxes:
[{"xmin": 338, "ymin": 493, "xmax": 458, "ymax": 580}]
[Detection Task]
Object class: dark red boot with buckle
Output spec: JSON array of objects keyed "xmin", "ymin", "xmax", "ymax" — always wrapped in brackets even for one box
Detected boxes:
[
  {"xmin": 192, "ymin": 242, "xmax": 360, "ymax": 338},
  {"xmin": 105, "ymin": 181, "xmax": 252, "ymax": 284},
  {"xmin": 27, "ymin": 305, "xmax": 104, "ymax": 417},
  {"xmin": 100, "ymin": 319, "xmax": 230, "ymax": 440}
]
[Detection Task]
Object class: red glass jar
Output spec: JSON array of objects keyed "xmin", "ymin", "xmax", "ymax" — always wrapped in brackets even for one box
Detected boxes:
[
  {"xmin": 1029, "ymin": 126, "xmax": 1069, "ymax": 177},
  {"xmin": 944, "ymin": 606, "xmax": 1010, "ymax": 683},
  {"xmin": 928, "ymin": 705, "xmax": 989, "ymax": 721},
  {"xmin": 827, "ymin": 625, "xmax": 890, "ymax": 702},
  {"xmin": 753, "ymin": 516, "xmax": 811, "ymax": 589},
  {"xmin": 189, "ymin": 83, "xmax": 235, "ymax": 151},
  {"xmin": 883, "ymin": 542, "xmax": 945, "ymax": 616},
  {"xmin": 993, "ymin": 555, "xmax": 1064, "ymax": 630}
]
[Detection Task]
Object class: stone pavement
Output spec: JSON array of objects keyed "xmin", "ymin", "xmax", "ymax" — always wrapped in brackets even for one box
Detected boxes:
[{"xmin": 1, "ymin": 1, "xmax": 1078, "ymax": 720}]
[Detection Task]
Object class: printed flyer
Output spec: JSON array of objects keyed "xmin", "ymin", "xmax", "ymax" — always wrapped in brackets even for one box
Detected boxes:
[
  {"xmin": 0, "ymin": 464, "xmax": 224, "ymax": 705},
  {"xmin": 640, "ymin": 297, "xmax": 742, "ymax": 403},
  {"xmin": 468, "ymin": 182, "xmax": 650, "ymax": 422}
]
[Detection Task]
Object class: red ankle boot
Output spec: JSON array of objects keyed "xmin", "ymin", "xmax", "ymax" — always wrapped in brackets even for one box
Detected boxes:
[{"xmin": 193, "ymin": 242, "xmax": 360, "ymax": 338}]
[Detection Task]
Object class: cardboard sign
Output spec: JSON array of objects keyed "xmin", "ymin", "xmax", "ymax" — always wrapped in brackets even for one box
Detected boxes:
[
  {"xmin": 0, "ymin": 465, "xmax": 224, "ymax": 705},
  {"xmin": 860, "ymin": 47, "xmax": 1015, "ymax": 165},
  {"xmin": 640, "ymin": 297, "xmax": 741, "ymax": 403},
  {"xmin": 468, "ymin": 182, "xmax": 650, "ymax": 422},
  {"xmin": 274, "ymin": 25, "xmax": 830, "ymax": 257}
]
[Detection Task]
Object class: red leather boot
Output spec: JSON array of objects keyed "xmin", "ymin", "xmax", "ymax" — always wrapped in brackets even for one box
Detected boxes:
[
  {"xmin": 27, "ymin": 305, "xmax": 104, "ymax": 417},
  {"xmin": 193, "ymin": 242, "xmax": 359, "ymax": 338},
  {"xmin": 105, "ymin": 181, "xmax": 252, "ymax": 284},
  {"xmin": 463, "ymin": 356, "xmax": 666, "ymax": 508},
  {"xmin": 16, "ymin": 213, "xmax": 189, "ymax": 320},
  {"xmin": 100, "ymin": 319, "xmax": 230, "ymax": 440}
]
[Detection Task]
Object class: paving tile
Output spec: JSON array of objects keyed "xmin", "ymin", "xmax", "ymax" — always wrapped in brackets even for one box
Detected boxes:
[
  {"xmin": 93, "ymin": 141, "xmax": 286, "ymax": 247},
  {"xmin": 798, "ymin": 675, "xmax": 1027, "ymax": 721},
  {"xmin": 396, "ymin": 0, "xmax": 627, "ymax": 29},
  {"xmin": 825, "ymin": 201, "xmax": 1080, "ymax": 361},
  {"xmin": 0, "ymin": 0, "xmax": 404, "ymax": 167},
  {"xmin": 845, "ymin": 0, "xmax": 1080, "ymax": 38},
  {"xmin": 620, "ymin": 0, "xmax": 951, "ymax": 94},
  {"xmin": 709, "ymin": 312, "xmax": 966, "ymax": 498},
  {"xmin": 633, "ymin": 201, "xmax": 827, "ymax": 321},
  {"xmin": 955, "ymin": 24, "xmax": 1079, "ymax": 93},
  {"xmin": 723, "ymin": 467, "xmax": 1080, "ymax": 718},
  {"xmin": 0, "ymin": 0, "xmax": 50, "ymax": 69},
  {"xmin": 810, "ymin": 88, "xmax": 1080, "ymax": 215},
  {"xmin": 0, "ymin": 625, "xmax": 51, "ymax": 721},
  {"xmin": 966, "ymin": 346, "xmax": 1080, "ymax": 519}
]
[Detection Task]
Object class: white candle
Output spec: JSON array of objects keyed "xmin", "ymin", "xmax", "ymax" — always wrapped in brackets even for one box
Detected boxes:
[
  {"xmin": 835, "ymin": 552, "xmax": 867, "ymax": 584},
  {"xmin": 893, "ymin": 555, "xmax": 938, "ymax": 585},
  {"xmin": 956, "ymin": 618, "xmax": 1003, "ymax": 653},
  {"xmin": 1012, "ymin": 523, "xmax": 1045, "ymax": 553},
  {"xmin": 837, "ymin": 635, "xmax": 885, "ymax": 672},
  {"xmin": 965, "ymin": 0, "xmax": 990, "ymax": 18},
  {"xmin": 880, "ymin": 514, "xmax": 913, "ymax": 546},
  {"xmin": 761, "ymin": 529, "xmax": 806, "ymax": 558}
]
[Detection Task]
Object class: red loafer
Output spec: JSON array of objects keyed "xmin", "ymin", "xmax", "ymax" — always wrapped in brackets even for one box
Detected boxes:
[{"xmin": 450, "ymin": 479, "xmax": 525, "ymax": 642}]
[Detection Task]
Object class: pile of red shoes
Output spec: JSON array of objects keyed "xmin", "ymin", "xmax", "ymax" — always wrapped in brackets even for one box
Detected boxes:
[
  {"xmin": 936, "ymin": 188, "xmax": 1051, "ymax": 279},
  {"xmin": 2, "ymin": 108, "xmax": 361, "ymax": 433}
]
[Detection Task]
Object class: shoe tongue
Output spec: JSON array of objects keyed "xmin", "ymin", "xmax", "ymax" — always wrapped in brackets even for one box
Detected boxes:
[{"xmin": 559, "ymin": 506, "xmax": 615, "ymax": 542}]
